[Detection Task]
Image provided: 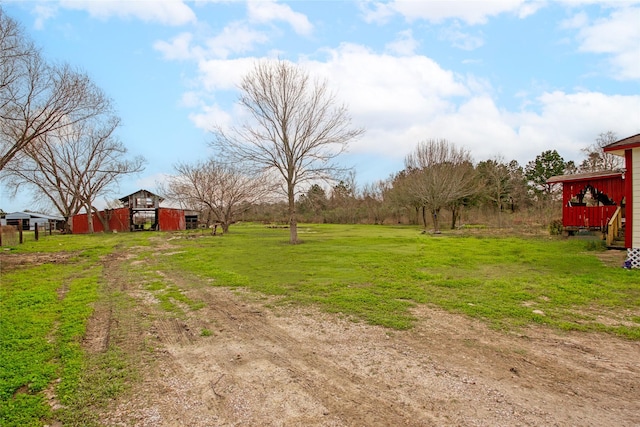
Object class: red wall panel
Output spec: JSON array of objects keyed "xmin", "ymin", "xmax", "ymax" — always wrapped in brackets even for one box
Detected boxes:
[
  {"xmin": 158, "ymin": 208, "xmax": 185, "ymax": 231},
  {"xmin": 71, "ymin": 208, "xmax": 130, "ymax": 234}
]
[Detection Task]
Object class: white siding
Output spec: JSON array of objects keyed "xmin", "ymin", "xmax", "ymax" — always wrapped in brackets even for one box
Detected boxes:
[{"xmin": 633, "ymin": 148, "xmax": 640, "ymax": 248}]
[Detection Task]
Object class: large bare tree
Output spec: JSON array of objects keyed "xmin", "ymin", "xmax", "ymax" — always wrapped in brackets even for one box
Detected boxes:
[
  {"xmin": 3, "ymin": 116, "xmax": 145, "ymax": 233},
  {"xmin": 212, "ymin": 60, "xmax": 364, "ymax": 243},
  {"xmin": 580, "ymin": 131, "xmax": 623, "ymax": 172},
  {"xmin": 0, "ymin": 8, "xmax": 109, "ymax": 170},
  {"xmin": 164, "ymin": 159, "xmax": 274, "ymax": 233},
  {"xmin": 404, "ymin": 139, "xmax": 478, "ymax": 232}
]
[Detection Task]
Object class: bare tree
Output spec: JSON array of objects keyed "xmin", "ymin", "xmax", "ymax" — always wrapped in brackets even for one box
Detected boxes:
[
  {"xmin": 476, "ymin": 157, "xmax": 513, "ymax": 228},
  {"xmin": 0, "ymin": 8, "xmax": 33, "ymax": 103},
  {"xmin": 386, "ymin": 169, "xmax": 423, "ymax": 225},
  {"xmin": 360, "ymin": 180, "xmax": 388, "ymax": 225},
  {"xmin": 164, "ymin": 159, "xmax": 274, "ymax": 234},
  {"xmin": 0, "ymin": 8, "xmax": 110, "ymax": 170},
  {"xmin": 3, "ymin": 116, "xmax": 145, "ymax": 233},
  {"xmin": 580, "ymin": 131, "xmax": 623, "ymax": 172},
  {"xmin": 404, "ymin": 139, "xmax": 478, "ymax": 232},
  {"xmin": 212, "ymin": 60, "xmax": 364, "ymax": 243}
]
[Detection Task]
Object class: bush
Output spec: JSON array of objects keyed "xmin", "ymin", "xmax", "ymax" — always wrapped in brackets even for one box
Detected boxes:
[{"xmin": 548, "ymin": 219, "xmax": 563, "ymax": 235}]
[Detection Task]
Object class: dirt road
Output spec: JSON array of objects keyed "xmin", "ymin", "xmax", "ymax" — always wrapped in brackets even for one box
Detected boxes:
[{"xmin": 88, "ymin": 246, "xmax": 640, "ymax": 427}]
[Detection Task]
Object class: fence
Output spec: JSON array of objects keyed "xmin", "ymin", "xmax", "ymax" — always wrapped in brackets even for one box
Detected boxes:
[{"xmin": 0, "ymin": 224, "xmax": 58, "ymax": 247}]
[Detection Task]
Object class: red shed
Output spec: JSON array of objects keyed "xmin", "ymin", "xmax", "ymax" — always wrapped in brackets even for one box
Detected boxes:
[{"xmin": 547, "ymin": 171, "xmax": 624, "ymax": 232}]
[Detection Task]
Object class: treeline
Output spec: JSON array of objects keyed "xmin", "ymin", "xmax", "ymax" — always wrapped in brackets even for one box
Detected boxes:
[{"xmin": 236, "ymin": 133, "xmax": 623, "ymax": 231}]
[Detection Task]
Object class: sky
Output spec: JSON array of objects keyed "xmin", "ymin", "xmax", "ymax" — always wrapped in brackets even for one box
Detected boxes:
[{"xmin": 1, "ymin": 0, "xmax": 639, "ymax": 213}]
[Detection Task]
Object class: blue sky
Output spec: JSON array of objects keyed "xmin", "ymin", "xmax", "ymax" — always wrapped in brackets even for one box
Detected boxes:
[{"xmin": 2, "ymin": 0, "xmax": 639, "ymax": 213}]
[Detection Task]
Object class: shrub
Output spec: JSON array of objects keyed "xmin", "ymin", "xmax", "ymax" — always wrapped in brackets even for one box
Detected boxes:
[{"xmin": 548, "ymin": 219, "xmax": 563, "ymax": 235}]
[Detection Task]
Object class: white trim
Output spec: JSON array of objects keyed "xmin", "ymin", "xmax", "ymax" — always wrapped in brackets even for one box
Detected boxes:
[{"xmin": 632, "ymin": 148, "xmax": 640, "ymax": 248}]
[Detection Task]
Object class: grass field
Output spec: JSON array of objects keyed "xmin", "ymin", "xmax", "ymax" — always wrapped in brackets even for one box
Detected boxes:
[{"xmin": 1, "ymin": 223, "xmax": 638, "ymax": 426}]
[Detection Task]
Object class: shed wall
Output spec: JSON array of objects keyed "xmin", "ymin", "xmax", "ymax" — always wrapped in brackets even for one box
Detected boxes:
[
  {"xmin": 158, "ymin": 208, "xmax": 185, "ymax": 231},
  {"xmin": 632, "ymin": 148, "xmax": 639, "ymax": 248},
  {"xmin": 71, "ymin": 208, "xmax": 130, "ymax": 234}
]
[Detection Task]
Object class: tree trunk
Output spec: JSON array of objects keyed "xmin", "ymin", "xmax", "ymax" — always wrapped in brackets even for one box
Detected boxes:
[
  {"xmin": 431, "ymin": 208, "xmax": 441, "ymax": 233},
  {"xmin": 450, "ymin": 205, "xmax": 458, "ymax": 230},
  {"xmin": 62, "ymin": 217, "xmax": 71, "ymax": 234},
  {"xmin": 288, "ymin": 183, "xmax": 299, "ymax": 244},
  {"xmin": 422, "ymin": 206, "xmax": 428, "ymax": 228},
  {"xmin": 94, "ymin": 208, "xmax": 111, "ymax": 233},
  {"xmin": 86, "ymin": 205, "xmax": 95, "ymax": 234}
]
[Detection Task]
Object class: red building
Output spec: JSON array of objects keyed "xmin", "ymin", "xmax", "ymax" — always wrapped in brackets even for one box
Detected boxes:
[
  {"xmin": 70, "ymin": 190, "xmax": 193, "ymax": 234},
  {"xmin": 547, "ymin": 170, "xmax": 625, "ymax": 232}
]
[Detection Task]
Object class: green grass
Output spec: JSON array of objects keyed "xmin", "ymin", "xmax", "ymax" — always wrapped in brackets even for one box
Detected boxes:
[
  {"xmin": 0, "ymin": 234, "xmax": 130, "ymax": 426},
  {"xmin": 165, "ymin": 223, "xmax": 639, "ymax": 335},
  {"xmin": 1, "ymin": 224, "xmax": 638, "ymax": 425}
]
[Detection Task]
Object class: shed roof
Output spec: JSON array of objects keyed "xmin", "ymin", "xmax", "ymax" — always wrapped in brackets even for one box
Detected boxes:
[
  {"xmin": 118, "ymin": 189, "xmax": 165, "ymax": 203},
  {"xmin": 546, "ymin": 170, "xmax": 623, "ymax": 184},
  {"xmin": 603, "ymin": 133, "xmax": 640, "ymax": 156},
  {"xmin": 5, "ymin": 211, "xmax": 64, "ymax": 221}
]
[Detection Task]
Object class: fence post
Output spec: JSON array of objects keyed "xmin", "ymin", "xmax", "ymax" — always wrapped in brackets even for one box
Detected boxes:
[
  {"xmin": 18, "ymin": 220, "xmax": 23, "ymax": 244},
  {"xmin": 35, "ymin": 224, "xmax": 39, "ymax": 241}
]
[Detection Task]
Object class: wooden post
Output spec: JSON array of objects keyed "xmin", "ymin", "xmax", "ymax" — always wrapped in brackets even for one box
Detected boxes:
[
  {"xmin": 18, "ymin": 220, "xmax": 23, "ymax": 244},
  {"xmin": 35, "ymin": 224, "xmax": 39, "ymax": 241}
]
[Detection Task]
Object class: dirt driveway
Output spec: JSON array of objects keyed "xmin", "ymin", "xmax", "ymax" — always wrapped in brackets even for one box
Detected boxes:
[{"xmin": 85, "ymin": 246, "xmax": 640, "ymax": 427}]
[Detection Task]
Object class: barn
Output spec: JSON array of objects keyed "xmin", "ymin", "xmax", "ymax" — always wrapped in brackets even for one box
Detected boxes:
[
  {"xmin": 604, "ymin": 133, "xmax": 640, "ymax": 268},
  {"xmin": 70, "ymin": 189, "xmax": 194, "ymax": 234}
]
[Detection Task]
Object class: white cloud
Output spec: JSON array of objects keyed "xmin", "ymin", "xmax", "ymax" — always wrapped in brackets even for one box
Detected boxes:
[
  {"xmin": 59, "ymin": 0, "xmax": 196, "ymax": 26},
  {"xmin": 385, "ymin": 29, "xmax": 419, "ymax": 56},
  {"xmin": 348, "ymin": 88, "xmax": 640, "ymax": 170},
  {"xmin": 196, "ymin": 57, "xmax": 257, "ymax": 91},
  {"xmin": 247, "ymin": 0, "xmax": 313, "ymax": 35},
  {"xmin": 363, "ymin": 0, "xmax": 538, "ymax": 25},
  {"xmin": 304, "ymin": 44, "xmax": 468, "ymax": 129},
  {"xmin": 204, "ymin": 21, "xmax": 269, "ymax": 59},
  {"xmin": 155, "ymin": 23, "xmax": 270, "ymax": 61},
  {"xmin": 154, "ymin": 32, "xmax": 198, "ymax": 60},
  {"xmin": 359, "ymin": 1, "xmax": 395, "ymax": 24},
  {"xmin": 185, "ymin": 45, "xmax": 639, "ymax": 177},
  {"xmin": 33, "ymin": 4, "xmax": 58, "ymax": 30},
  {"xmin": 189, "ymin": 103, "xmax": 234, "ymax": 133},
  {"xmin": 572, "ymin": 6, "xmax": 640, "ymax": 80}
]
